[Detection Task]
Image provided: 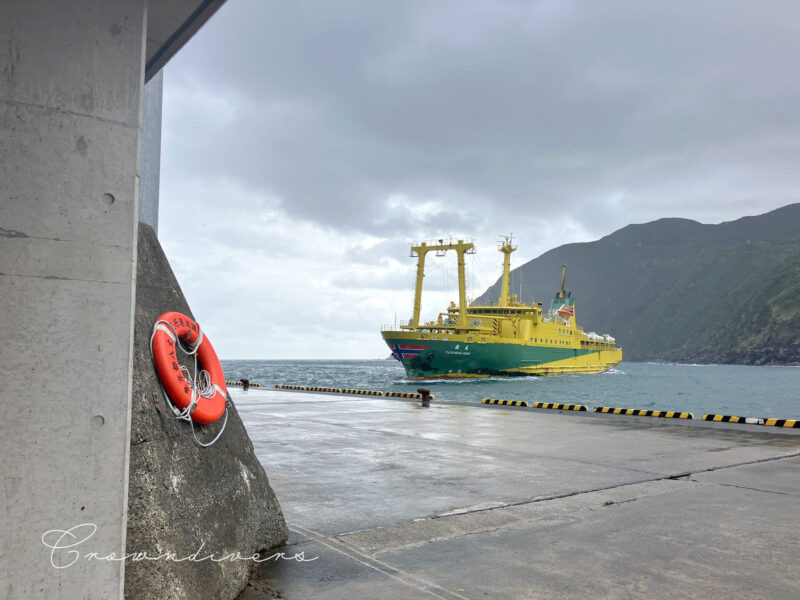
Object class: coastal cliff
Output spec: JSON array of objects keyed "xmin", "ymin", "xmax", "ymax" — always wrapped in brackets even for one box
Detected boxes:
[
  {"xmin": 125, "ymin": 223, "xmax": 287, "ymax": 599},
  {"xmin": 475, "ymin": 203, "xmax": 800, "ymax": 364}
]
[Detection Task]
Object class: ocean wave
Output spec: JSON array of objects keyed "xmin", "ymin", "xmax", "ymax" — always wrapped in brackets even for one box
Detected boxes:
[
  {"xmin": 228, "ymin": 359, "xmax": 800, "ymax": 418},
  {"xmin": 395, "ymin": 375, "xmax": 543, "ymax": 385},
  {"xmin": 643, "ymin": 361, "xmax": 720, "ymax": 367}
]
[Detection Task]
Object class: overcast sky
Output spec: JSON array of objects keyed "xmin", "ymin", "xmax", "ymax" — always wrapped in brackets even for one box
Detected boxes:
[{"xmin": 158, "ymin": 0, "xmax": 800, "ymax": 359}]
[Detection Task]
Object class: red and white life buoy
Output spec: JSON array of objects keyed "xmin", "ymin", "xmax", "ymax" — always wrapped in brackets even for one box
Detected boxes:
[{"xmin": 151, "ymin": 311, "xmax": 227, "ymax": 425}]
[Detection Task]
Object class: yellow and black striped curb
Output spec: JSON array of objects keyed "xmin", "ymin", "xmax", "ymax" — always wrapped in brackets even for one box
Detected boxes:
[
  {"xmin": 274, "ymin": 386, "xmax": 431, "ymax": 398},
  {"xmin": 702, "ymin": 414, "xmax": 800, "ymax": 428},
  {"xmin": 534, "ymin": 402, "xmax": 588, "ymax": 412},
  {"xmin": 226, "ymin": 381, "xmax": 262, "ymax": 387},
  {"xmin": 703, "ymin": 414, "xmax": 757, "ymax": 424},
  {"xmin": 482, "ymin": 398, "xmax": 529, "ymax": 407},
  {"xmin": 274, "ymin": 384, "xmax": 342, "ymax": 393},
  {"xmin": 594, "ymin": 407, "xmax": 693, "ymax": 419},
  {"xmin": 763, "ymin": 418, "xmax": 800, "ymax": 428},
  {"xmin": 385, "ymin": 392, "xmax": 434, "ymax": 399}
]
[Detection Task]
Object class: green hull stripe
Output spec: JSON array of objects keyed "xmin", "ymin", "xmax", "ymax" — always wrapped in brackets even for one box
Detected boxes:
[{"xmin": 384, "ymin": 337, "xmax": 618, "ymax": 379}]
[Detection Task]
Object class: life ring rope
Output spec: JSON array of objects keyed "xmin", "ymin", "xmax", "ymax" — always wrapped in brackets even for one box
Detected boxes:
[
  {"xmin": 152, "ymin": 321, "xmax": 216, "ymax": 409},
  {"xmin": 149, "ymin": 316, "xmax": 229, "ymax": 448}
]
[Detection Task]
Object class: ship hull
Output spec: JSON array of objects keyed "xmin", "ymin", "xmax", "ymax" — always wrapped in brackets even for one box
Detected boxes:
[{"xmin": 383, "ymin": 332, "xmax": 622, "ymax": 379}]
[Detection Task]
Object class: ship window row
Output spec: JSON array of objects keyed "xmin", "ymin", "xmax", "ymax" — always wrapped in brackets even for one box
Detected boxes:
[
  {"xmin": 527, "ymin": 338, "xmax": 573, "ymax": 345},
  {"xmin": 470, "ymin": 308, "xmax": 537, "ymax": 315}
]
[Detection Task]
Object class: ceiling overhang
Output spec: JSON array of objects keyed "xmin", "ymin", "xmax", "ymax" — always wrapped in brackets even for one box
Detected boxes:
[{"xmin": 145, "ymin": 0, "xmax": 228, "ymax": 82}]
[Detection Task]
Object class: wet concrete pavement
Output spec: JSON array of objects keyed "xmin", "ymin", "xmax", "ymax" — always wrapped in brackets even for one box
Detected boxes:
[{"xmin": 232, "ymin": 389, "xmax": 800, "ymax": 599}]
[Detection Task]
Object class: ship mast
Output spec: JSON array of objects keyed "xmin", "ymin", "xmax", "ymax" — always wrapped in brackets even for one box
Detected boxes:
[
  {"xmin": 498, "ymin": 236, "xmax": 517, "ymax": 307},
  {"xmin": 408, "ymin": 239, "xmax": 475, "ymax": 330}
]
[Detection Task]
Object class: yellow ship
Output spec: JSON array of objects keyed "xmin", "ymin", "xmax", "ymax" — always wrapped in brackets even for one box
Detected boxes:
[{"xmin": 381, "ymin": 237, "xmax": 622, "ymax": 379}]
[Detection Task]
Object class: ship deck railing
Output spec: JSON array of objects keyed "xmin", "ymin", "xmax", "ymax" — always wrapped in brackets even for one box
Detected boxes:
[{"xmin": 381, "ymin": 323, "xmax": 493, "ymax": 335}]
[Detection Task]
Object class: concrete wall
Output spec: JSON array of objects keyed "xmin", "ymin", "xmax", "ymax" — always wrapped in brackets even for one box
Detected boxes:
[
  {"xmin": 0, "ymin": 1, "xmax": 146, "ymax": 597},
  {"xmin": 139, "ymin": 70, "xmax": 163, "ymax": 235}
]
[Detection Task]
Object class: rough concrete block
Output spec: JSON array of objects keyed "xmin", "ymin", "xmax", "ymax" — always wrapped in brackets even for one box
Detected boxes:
[{"xmin": 125, "ymin": 223, "xmax": 288, "ymax": 600}]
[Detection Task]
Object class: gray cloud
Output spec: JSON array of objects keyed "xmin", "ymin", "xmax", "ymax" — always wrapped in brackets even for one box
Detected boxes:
[
  {"xmin": 159, "ymin": 0, "xmax": 800, "ymax": 357},
  {"xmin": 165, "ymin": 0, "xmax": 800, "ymax": 242}
]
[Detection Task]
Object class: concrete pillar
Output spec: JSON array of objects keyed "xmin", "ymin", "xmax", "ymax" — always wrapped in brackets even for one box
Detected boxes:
[
  {"xmin": 139, "ymin": 69, "xmax": 162, "ymax": 234},
  {"xmin": 0, "ymin": 1, "xmax": 146, "ymax": 598}
]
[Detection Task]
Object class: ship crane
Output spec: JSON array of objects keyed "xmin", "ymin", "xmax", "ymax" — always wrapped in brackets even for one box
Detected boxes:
[{"xmin": 407, "ymin": 238, "xmax": 475, "ymax": 330}]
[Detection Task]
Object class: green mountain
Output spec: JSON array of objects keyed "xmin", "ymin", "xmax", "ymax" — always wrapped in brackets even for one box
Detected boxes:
[
  {"xmin": 474, "ymin": 204, "xmax": 800, "ymax": 364},
  {"xmin": 692, "ymin": 248, "xmax": 800, "ymax": 364}
]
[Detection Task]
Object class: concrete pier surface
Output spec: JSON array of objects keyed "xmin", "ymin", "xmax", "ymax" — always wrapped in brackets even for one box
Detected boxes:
[{"xmin": 233, "ymin": 390, "xmax": 800, "ymax": 600}]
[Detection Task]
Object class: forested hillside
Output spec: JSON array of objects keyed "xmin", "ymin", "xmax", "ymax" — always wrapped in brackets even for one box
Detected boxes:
[{"xmin": 474, "ymin": 204, "xmax": 800, "ymax": 363}]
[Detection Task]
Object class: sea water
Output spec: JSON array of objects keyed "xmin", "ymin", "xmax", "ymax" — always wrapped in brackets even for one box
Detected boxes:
[{"xmin": 221, "ymin": 360, "xmax": 800, "ymax": 419}]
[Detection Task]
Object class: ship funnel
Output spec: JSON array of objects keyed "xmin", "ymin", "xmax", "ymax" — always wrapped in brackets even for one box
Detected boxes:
[{"xmin": 557, "ymin": 264, "xmax": 567, "ymax": 299}]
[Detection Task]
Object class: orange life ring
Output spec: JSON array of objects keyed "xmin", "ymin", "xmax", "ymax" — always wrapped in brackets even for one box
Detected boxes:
[{"xmin": 151, "ymin": 311, "xmax": 227, "ymax": 425}]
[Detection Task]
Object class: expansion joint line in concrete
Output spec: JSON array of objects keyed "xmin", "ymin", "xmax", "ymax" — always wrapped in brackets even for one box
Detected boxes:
[
  {"xmin": 0, "ymin": 271, "xmax": 125, "ymax": 285},
  {"xmin": 0, "ymin": 228, "xmax": 128, "ymax": 250},
  {"xmin": 424, "ymin": 449, "xmax": 800, "ymax": 521},
  {"xmin": 289, "ymin": 523, "xmax": 469, "ymax": 600},
  {"xmin": 691, "ymin": 449, "xmax": 800, "ymax": 474},
  {"xmin": 2, "ymin": 98, "xmax": 135, "ymax": 127},
  {"xmin": 708, "ymin": 482, "xmax": 798, "ymax": 497}
]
